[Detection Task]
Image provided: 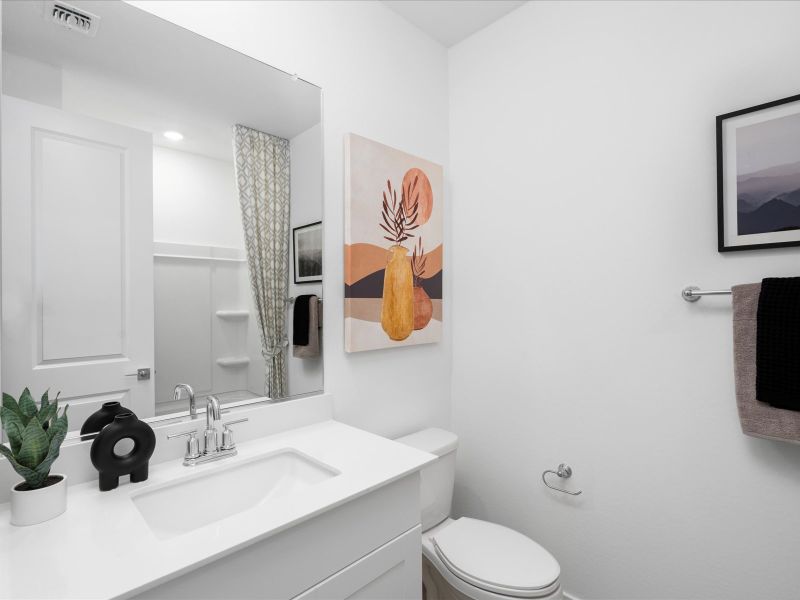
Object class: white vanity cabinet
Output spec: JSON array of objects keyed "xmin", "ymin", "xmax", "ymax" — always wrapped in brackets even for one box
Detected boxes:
[
  {"xmin": 0, "ymin": 418, "xmax": 434, "ymax": 600},
  {"xmin": 132, "ymin": 474, "xmax": 423, "ymax": 600}
]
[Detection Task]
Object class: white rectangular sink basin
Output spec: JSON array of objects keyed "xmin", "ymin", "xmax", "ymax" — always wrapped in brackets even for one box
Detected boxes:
[{"xmin": 131, "ymin": 449, "xmax": 339, "ymax": 540}]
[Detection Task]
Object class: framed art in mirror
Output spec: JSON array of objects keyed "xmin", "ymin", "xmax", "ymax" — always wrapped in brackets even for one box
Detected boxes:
[{"xmin": 293, "ymin": 222, "xmax": 323, "ymax": 284}]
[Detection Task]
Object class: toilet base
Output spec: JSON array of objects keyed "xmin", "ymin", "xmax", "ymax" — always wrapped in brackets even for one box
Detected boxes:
[{"xmin": 423, "ymin": 555, "xmax": 470, "ymax": 600}]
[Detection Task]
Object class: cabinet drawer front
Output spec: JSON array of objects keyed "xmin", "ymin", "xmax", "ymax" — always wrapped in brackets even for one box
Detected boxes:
[{"xmin": 295, "ymin": 526, "xmax": 422, "ymax": 600}]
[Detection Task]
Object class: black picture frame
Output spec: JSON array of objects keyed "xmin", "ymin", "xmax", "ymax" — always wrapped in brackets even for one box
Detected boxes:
[
  {"xmin": 717, "ymin": 92, "xmax": 800, "ymax": 252},
  {"xmin": 292, "ymin": 221, "xmax": 323, "ymax": 284}
]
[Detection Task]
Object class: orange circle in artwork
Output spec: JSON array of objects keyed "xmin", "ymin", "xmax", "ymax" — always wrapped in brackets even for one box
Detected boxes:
[{"xmin": 402, "ymin": 168, "xmax": 433, "ymax": 226}]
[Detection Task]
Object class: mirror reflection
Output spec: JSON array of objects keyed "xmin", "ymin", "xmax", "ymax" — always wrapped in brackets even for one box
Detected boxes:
[{"xmin": 1, "ymin": 1, "xmax": 323, "ymax": 437}]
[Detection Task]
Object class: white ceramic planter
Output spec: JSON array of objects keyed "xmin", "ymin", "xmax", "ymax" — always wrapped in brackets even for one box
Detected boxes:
[{"xmin": 10, "ymin": 474, "xmax": 67, "ymax": 526}]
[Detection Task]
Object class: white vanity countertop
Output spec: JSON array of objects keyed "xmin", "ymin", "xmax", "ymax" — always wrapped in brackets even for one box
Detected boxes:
[{"xmin": 0, "ymin": 420, "xmax": 435, "ymax": 600}]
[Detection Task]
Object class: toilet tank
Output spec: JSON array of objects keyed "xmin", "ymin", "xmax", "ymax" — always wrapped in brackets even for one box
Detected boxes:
[{"xmin": 395, "ymin": 428, "xmax": 458, "ymax": 531}]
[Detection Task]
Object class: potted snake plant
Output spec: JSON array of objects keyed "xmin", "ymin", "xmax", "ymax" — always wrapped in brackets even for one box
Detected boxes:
[{"xmin": 0, "ymin": 388, "xmax": 69, "ymax": 526}]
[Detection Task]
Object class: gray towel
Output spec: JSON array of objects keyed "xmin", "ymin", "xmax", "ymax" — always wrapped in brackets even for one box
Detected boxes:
[
  {"xmin": 293, "ymin": 296, "xmax": 321, "ymax": 358},
  {"xmin": 732, "ymin": 283, "xmax": 800, "ymax": 443}
]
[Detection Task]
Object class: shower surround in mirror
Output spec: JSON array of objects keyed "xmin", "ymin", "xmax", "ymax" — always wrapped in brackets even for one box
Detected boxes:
[
  {"xmin": 0, "ymin": 0, "xmax": 322, "ymax": 437},
  {"xmin": 344, "ymin": 134, "xmax": 443, "ymax": 352}
]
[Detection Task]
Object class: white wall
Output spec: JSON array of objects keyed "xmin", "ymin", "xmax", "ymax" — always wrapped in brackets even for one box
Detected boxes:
[
  {"xmin": 2, "ymin": 51, "xmax": 61, "ymax": 108},
  {"xmin": 129, "ymin": 0, "xmax": 451, "ymax": 437},
  {"xmin": 288, "ymin": 123, "xmax": 324, "ymax": 397},
  {"xmin": 449, "ymin": 2, "xmax": 800, "ymax": 599},
  {"xmin": 153, "ymin": 146, "xmax": 243, "ymax": 249}
]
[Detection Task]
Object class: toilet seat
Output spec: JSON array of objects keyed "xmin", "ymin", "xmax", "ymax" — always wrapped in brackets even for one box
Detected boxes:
[{"xmin": 425, "ymin": 518, "xmax": 561, "ymax": 599}]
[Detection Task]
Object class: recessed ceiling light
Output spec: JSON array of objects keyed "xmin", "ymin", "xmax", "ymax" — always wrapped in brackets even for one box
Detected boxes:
[{"xmin": 163, "ymin": 131, "xmax": 183, "ymax": 141}]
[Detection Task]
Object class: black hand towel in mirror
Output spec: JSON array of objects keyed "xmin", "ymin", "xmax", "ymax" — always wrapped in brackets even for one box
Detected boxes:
[
  {"xmin": 293, "ymin": 295, "xmax": 313, "ymax": 346},
  {"xmin": 756, "ymin": 277, "xmax": 800, "ymax": 411}
]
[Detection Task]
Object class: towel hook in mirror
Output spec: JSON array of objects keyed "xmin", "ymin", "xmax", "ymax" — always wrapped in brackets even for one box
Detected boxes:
[{"xmin": 542, "ymin": 463, "xmax": 582, "ymax": 496}]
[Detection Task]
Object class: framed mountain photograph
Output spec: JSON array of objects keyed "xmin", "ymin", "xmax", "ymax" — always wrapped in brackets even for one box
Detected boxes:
[
  {"xmin": 718, "ymin": 93, "xmax": 800, "ymax": 251},
  {"xmin": 293, "ymin": 221, "xmax": 322, "ymax": 283}
]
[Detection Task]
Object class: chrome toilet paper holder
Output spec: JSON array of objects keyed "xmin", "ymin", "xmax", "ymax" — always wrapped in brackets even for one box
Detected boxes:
[{"xmin": 542, "ymin": 463, "xmax": 582, "ymax": 496}]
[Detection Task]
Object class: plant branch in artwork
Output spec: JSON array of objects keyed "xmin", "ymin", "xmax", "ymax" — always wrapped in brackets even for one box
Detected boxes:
[
  {"xmin": 412, "ymin": 237, "xmax": 428, "ymax": 287},
  {"xmin": 380, "ymin": 178, "xmax": 419, "ymax": 245}
]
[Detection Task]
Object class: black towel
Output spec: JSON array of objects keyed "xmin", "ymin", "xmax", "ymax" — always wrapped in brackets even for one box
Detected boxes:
[
  {"xmin": 293, "ymin": 295, "xmax": 313, "ymax": 346},
  {"xmin": 756, "ymin": 277, "xmax": 800, "ymax": 411}
]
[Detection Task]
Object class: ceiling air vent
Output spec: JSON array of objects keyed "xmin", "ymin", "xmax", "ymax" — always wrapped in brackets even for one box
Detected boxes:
[{"xmin": 44, "ymin": 1, "xmax": 100, "ymax": 37}]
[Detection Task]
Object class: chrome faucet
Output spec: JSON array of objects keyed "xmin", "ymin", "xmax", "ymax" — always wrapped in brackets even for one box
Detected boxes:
[
  {"xmin": 203, "ymin": 395, "xmax": 222, "ymax": 454},
  {"xmin": 167, "ymin": 394, "xmax": 248, "ymax": 466},
  {"xmin": 173, "ymin": 383, "xmax": 196, "ymax": 418}
]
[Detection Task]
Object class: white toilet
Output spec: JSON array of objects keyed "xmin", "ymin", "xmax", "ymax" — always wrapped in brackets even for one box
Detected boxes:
[{"xmin": 396, "ymin": 429, "xmax": 562, "ymax": 600}]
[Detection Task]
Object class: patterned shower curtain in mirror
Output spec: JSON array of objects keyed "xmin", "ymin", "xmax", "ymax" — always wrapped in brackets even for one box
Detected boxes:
[{"xmin": 233, "ymin": 125, "xmax": 290, "ymax": 398}]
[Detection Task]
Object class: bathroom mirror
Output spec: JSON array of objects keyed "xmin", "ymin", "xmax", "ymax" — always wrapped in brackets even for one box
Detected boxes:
[{"xmin": 0, "ymin": 0, "xmax": 324, "ymax": 441}]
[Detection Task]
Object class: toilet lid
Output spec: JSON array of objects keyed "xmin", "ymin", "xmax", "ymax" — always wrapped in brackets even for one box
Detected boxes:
[{"xmin": 432, "ymin": 518, "xmax": 560, "ymax": 598}]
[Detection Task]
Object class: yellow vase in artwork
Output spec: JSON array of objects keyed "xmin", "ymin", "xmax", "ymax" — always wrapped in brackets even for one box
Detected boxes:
[{"xmin": 381, "ymin": 245, "xmax": 414, "ymax": 341}]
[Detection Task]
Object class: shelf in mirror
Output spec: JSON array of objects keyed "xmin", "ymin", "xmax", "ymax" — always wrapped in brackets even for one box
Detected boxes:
[
  {"xmin": 216, "ymin": 310, "xmax": 250, "ymax": 320},
  {"xmin": 216, "ymin": 357, "xmax": 251, "ymax": 368}
]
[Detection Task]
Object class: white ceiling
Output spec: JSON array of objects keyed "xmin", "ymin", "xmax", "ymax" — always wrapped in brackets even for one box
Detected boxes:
[
  {"xmin": 2, "ymin": 0, "xmax": 321, "ymax": 161},
  {"xmin": 381, "ymin": 0, "xmax": 526, "ymax": 47}
]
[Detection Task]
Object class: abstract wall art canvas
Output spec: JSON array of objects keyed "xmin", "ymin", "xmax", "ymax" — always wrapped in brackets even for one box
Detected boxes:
[
  {"xmin": 718, "ymin": 93, "xmax": 800, "ymax": 251},
  {"xmin": 344, "ymin": 134, "xmax": 443, "ymax": 352}
]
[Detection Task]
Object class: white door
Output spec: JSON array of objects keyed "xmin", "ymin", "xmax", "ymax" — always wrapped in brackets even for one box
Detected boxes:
[{"xmin": 1, "ymin": 95, "xmax": 154, "ymax": 427}]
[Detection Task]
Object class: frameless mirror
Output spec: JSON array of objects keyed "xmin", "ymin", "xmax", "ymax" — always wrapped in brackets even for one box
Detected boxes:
[{"xmin": 1, "ymin": 0, "xmax": 323, "ymax": 441}]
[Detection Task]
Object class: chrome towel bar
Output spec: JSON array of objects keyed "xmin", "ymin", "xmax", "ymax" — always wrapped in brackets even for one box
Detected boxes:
[
  {"xmin": 681, "ymin": 286, "xmax": 732, "ymax": 302},
  {"xmin": 285, "ymin": 296, "xmax": 323, "ymax": 304}
]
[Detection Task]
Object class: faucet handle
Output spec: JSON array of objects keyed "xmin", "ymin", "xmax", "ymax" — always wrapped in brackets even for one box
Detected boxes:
[
  {"xmin": 167, "ymin": 429, "xmax": 198, "ymax": 439},
  {"xmin": 167, "ymin": 429, "xmax": 200, "ymax": 460},
  {"xmin": 221, "ymin": 418, "xmax": 248, "ymax": 451}
]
